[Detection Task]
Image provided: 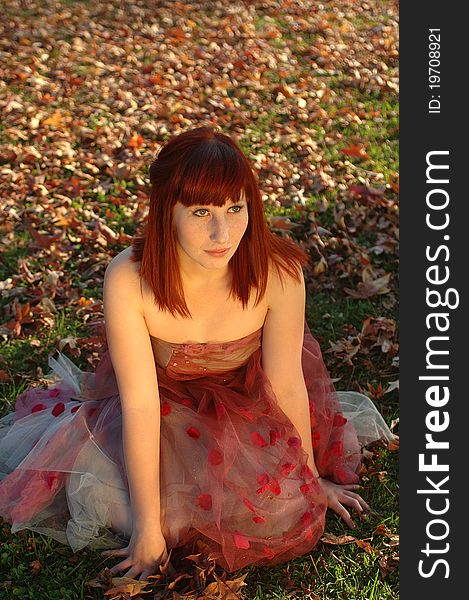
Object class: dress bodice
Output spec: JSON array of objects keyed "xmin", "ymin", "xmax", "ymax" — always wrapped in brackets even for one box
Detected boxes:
[{"xmin": 149, "ymin": 327, "xmax": 263, "ymax": 379}]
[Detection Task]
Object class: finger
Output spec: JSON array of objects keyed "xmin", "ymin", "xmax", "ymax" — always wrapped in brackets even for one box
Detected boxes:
[
  {"xmin": 124, "ymin": 567, "xmax": 142, "ymax": 580},
  {"xmin": 341, "ymin": 484, "xmax": 363, "ymax": 491},
  {"xmin": 344, "ymin": 491, "xmax": 370, "ymax": 510},
  {"xmin": 330, "ymin": 501, "xmax": 355, "ymax": 529},
  {"xmin": 102, "ymin": 547, "xmax": 129, "ymax": 558},
  {"xmin": 110, "ymin": 559, "xmax": 132, "ymax": 575},
  {"xmin": 340, "ymin": 495, "xmax": 364, "ymax": 515}
]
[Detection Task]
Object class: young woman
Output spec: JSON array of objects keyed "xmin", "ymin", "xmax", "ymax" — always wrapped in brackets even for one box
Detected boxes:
[{"xmin": 0, "ymin": 126, "xmax": 393, "ymax": 581}]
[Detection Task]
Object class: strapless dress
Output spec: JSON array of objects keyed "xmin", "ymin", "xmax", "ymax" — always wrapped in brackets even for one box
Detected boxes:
[{"xmin": 0, "ymin": 319, "xmax": 393, "ymax": 572}]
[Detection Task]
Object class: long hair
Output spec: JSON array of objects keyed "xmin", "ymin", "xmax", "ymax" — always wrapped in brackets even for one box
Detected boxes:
[{"xmin": 130, "ymin": 126, "xmax": 309, "ymax": 318}]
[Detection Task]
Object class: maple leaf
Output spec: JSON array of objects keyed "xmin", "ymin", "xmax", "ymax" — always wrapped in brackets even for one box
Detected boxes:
[
  {"xmin": 103, "ymin": 576, "xmax": 151, "ymax": 597},
  {"xmin": 204, "ymin": 573, "xmax": 248, "ymax": 600},
  {"xmin": 340, "ymin": 145, "xmax": 369, "ymax": 159}
]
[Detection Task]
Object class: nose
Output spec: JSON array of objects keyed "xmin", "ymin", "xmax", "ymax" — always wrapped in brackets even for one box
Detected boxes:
[{"xmin": 209, "ymin": 215, "xmax": 229, "ymax": 244}]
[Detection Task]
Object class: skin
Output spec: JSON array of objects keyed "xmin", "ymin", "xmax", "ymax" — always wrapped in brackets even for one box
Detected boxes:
[
  {"xmin": 101, "ymin": 197, "xmax": 370, "ymax": 580},
  {"xmin": 172, "ymin": 195, "xmax": 249, "ymax": 287}
]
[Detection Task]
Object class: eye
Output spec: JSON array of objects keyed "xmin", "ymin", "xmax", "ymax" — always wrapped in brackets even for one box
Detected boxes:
[
  {"xmin": 228, "ymin": 205, "xmax": 244, "ymax": 213},
  {"xmin": 193, "ymin": 208, "xmax": 209, "ymax": 217}
]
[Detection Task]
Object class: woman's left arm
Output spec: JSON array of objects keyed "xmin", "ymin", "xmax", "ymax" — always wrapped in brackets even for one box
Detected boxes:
[
  {"xmin": 261, "ymin": 264, "xmax": 369, "ymax": 528},
  {"xmin": 261, "ymin": 263, "xmax": 318, "ymax": 475}
]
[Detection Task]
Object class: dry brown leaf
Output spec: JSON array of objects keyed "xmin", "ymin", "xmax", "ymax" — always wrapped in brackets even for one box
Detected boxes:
[
  {"xmin": 387, "ymin": 437, "xmax": 400, "ymax": 452},
  {"xmin": 103, "ymin": 576, "xmax": 151, "ymax": 597},
  {"xmin": 42, "ymin": 110, "xmax": 64, "ymax": 128},
  {"xmin": 321, "ymin": 532, "xmax": 357, "ymax": 545},
  {"xmin": 378, "ymin": 555, "xmax": 399, "ymax": 579},
  {"xmin": 354, "ymin": 539, "xmax": 373, "ymax": 554},
  {"xmin": 344, "ymin": 273, "xmax": 391, "ymax": 299},
  {"xmin": 269, "ymin": 216, "xmax": 301, "ymax": 230},
  {"xmin": 30, "ymin": 559, "xmax": 42, "ymax": 575},
  {"xmin": 204, "ymin": 573, "xmax": 248, "ymax": 600}
]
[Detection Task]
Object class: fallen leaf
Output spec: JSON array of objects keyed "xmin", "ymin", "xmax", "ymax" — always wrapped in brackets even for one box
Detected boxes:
[
  {"xmin": 103, "ymin": 576, "xmax": 150, "ymax": 597},
  {"xmin": 269, "ymin": 216, "xmax": 302, "ymax": 230},
  {"xmin": 321, "ymin": 532, "xmax": 357, "ymax": 545},
  {"xmin": 378, "ymin": 554, "xmax": 399, "ymax": 579},
  {"xmin": 42, "ymin": 110, "xmax": 63, "ymax": 128},
  {"xmin": 344, "ymin": 273, "xmax": 391, "ymax": 299},
  {"xmin": 385, "ymin": 380, "xmax": 399, "ymax": 394},
  {"xmin": 340, "ymin": 145, "xmax": 369, "ymax": 159},
  {"xmin": 204, "ymin": 573, "xmax": 248, "ymax": 600},
  {"xmin": 355, "ymin": 539, "xmax": 373, "ymax": 554},
  {"xmin": 30, "ymin": 559, "xmax": 42, "ymax": 575}
]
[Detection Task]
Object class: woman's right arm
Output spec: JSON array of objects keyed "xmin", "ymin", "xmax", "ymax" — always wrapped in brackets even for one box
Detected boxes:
[{"xmin": 102, "ymin": 251, "xmax": 167, "ymax": 578}]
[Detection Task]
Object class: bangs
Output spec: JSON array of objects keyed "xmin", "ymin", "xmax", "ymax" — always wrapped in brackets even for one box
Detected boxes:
[{"xmin": 174, "ymin": 142, "xmax": 251, "ymax": 208}]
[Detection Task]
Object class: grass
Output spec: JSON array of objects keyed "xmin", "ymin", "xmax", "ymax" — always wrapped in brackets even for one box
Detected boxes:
[{"xmin": 0, "ymin": 1, "xmax": 398, "ymax": 598}]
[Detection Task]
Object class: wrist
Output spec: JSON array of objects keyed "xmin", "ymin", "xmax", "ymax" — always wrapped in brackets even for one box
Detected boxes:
[{"xmin": 133, "ymin": 516, "xmax": 162, "ymax": 534}]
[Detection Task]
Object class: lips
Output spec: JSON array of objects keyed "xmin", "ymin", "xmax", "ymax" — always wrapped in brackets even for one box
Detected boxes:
[{"xmin": 205, "ymin": 248, "xmax": 231, "ymax": 255}]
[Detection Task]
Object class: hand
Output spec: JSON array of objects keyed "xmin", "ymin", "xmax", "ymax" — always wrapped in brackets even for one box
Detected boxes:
[
  {"xmin": 318, "ymin": 477, "xmax": 369, "ymax": 530},
  {"xmin": 101, "ymin": 528, "xmax": 168, "ymax": 580}
]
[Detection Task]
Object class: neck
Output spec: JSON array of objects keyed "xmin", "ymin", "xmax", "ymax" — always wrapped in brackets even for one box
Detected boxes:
[{"xmin": 177, "ymin": 251, "xmax": 231, "ymax": 289}]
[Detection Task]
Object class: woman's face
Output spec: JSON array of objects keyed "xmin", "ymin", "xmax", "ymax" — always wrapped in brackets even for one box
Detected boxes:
[{"xmin": 173, "ymin": 195, "xmax": 249, "ymax": 273}]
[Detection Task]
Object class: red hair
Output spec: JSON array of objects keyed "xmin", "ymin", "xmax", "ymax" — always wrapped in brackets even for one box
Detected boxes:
[{"xmin": 130, "ymin": 126, "xmax": 309, "ymax": 318}]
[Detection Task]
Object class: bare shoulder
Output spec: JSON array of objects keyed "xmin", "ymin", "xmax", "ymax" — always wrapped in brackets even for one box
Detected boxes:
[
  {"xmin": 104, "ymin": 246, "xmax": 142, "ymax": 311},
  {"xmin": 266, "ymin": 258, "xmax": 305, "ymax": 309}
]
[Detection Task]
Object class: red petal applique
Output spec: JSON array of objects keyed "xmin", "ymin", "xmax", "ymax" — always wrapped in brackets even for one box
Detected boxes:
[
  {"xmin": 239, "ymin": 407, "xmax": 255, "ymax": 421},
  {"xmin": 48, "ymin": 388, "xmax": 60, "ymax": 398},
  {"xmin": 251, "ymin": 431, "xmax": 267, "ymax": 447},
  {"xmin": 161, "ymin": 402, "xmax": 171, "ymax": 416},
  {"xmin": 301, "ymin": 511, "xmax": 313, "ymax": 527},
  {"xmin": 335, "ymin": 467, "xmax": 349, "ymax": 484},
  {"xmin": 197, "ymin": 493, "xmax": 212, "ymax": 510},
  {"xmin": 71, "ymin": 405, "xmax": 80, "ymax": 414},
  {"xmin": 333, "ymin": 414, "xmax": 348, "ymax": 427},
  {"xmin": 182, "ymin": 398, "xmax": 193, "ymax": 408},
  {"xmin": 281, "ymin": 462, "xmax": 296, "ymax": 477},
  {"xmin": 269, "ymin": 429, "xmax": 280, "ymax": 446},
  {"xmin": 253, "ymin": 515, "xmax": 266, "ymax": 524},
  {"xmin": 312, "ymin": 431, "xmax": 321, "ymax": 448},
  {"xmin": 256, "ymin": 473, "xmax": 270, "ymax": 486},
  {"xmin": 256, "ymin": 485, "xmax": 269, "ymax": 495},
  {"xmin": 268, "ymin": 478, "xmax": 281, "ymax": 496},
  {"xmin": 263, "ymin": 546, "xmax": 275, "ymax": 559},
  {"xmin": 300, "ymin": 483, "xmax": 312, "ymax": 494},
  {"xmin": 331, "ymin": 441, "xmax": 344, "ymax": 456},
  {"xmin": 305, "ymin": 527, "xmax": 313, "ymax": 541},
  {"xmin": 287, "ymin": 436, "xmax": 301, "ymax": 448},
  {"xmin": 47, "ymin": 473, "xmax": 59, "ymax": 490},
  {"xmin": 234, "ymin": 533, "xmax": 250, "ymax": 549},
  {"xmin": 299, "ymin": 464, "xmax": 315, "ymax": 480},
  {"xmin": 215, "ymin": 402, "xmax": 226, "ymax": 418},
  {"xmin": 243, "ymin": 498, "xmax": 256, "ymax": 512},
  {"xmin": 208, "ymin": 449, "xmax": 223, "ymax": 466},
  {"xmin": 187, "ymin": 427, "xmax": 201, "ymax": 439},
  {"xmin": 31, "ymin": 403, "xmax": 46, "ymax": 413},
  {"xmin": 51, "ymin": 402, "xmax": 65, "ymax": 417}
]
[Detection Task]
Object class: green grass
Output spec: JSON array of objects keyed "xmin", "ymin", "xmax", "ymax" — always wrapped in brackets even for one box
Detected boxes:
[{"xmin": 0, "ymin": 0, "xmax": 398, "ymax": 597}]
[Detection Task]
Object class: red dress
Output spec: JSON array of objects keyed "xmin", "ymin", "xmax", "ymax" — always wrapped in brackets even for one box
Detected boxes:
[{"xmin": 0, "ymin": 320, "xmax": 392, "ymax": 572}]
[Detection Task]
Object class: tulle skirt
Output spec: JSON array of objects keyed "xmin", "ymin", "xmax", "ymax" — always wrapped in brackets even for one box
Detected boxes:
[{"xmin": 0, "ymin": 321, "xmax": 393, "ymax": 572}]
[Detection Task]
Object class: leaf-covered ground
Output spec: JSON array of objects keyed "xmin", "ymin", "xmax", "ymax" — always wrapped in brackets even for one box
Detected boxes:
[{"xmin": 0, "ymin": 0, "xmax": 398, "ymax": 598}]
